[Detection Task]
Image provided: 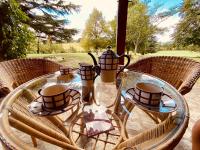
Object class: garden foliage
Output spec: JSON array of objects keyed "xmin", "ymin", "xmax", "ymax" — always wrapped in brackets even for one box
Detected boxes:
[{"xmin": 0, "ymin": 0, "xmax": 34, "ymax": 60}]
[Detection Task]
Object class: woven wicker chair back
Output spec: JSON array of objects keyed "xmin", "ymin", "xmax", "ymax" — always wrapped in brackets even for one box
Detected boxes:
[
  {"xmin": 0, "ymin": 58, "xmax": 62, "ymax": 97},
  {"xmin": 127, "ymin": 56, "xmax": 200, "ymax": 95}
]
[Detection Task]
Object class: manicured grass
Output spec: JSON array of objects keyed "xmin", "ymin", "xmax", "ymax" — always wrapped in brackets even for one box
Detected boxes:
[
  {"xmin": 148, "ymin": 50, "xmax": 200, "ymax": 58},
  {"xmin": 28, "ymin": 52, "xmax": 141, "ymax": 67},
  {"xmin": 62, "ymin": 43, "xmax": 84, "ymax": 52},
  {"xmin": 147, "ymin": 50, "xmax": 200, "ymax": 62},
  {"xmin": 27, "ymin": 50, "xmax": 200, "ymax": 67},
  {"xmin": 28, "ymin": 53, "xmax": 95, "ymax": 67},
  {"xmin": 28, "ymin": 53, "xmax": 63, "ymax": 58}
]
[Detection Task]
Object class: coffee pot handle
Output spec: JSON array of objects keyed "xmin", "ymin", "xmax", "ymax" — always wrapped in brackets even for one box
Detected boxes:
[
  {"xmin": 93, "ymin": 65, "xmax": 101, "ymax": 81},
  {"xmin": 116, "ymin": 54, "xmax": 130, "ymax": 77}
]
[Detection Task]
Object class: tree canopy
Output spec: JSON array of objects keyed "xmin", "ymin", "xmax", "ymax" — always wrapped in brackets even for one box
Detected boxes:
[
  {"xmin": 0, "ymin": 0, "xmax": 80, "ymax": 60},
  {"xmin": 126, "ymin": 1, "xmax": 157, "ymax": 54},
  {"xmin": 18, "ymin": 0, "xmax": 80, "ymax": 42},
  {"xmin": 107, "ymin": 18, "xmax": 117, "ymax": 48},
  {"xmin": 0, "ymin": 0, "xmax": 34, "ymax": 60},
  {"xmin": 173, "ymin": 0, "xmax": 200, "ymax": 47},
  {"xmin": 81, "ymin": 8, "xmax": 112, "ymax": 52}
]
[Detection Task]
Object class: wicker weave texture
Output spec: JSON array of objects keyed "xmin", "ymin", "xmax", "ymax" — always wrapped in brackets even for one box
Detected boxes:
[
  {"xmin": 127, "ymin": 56, "xmax": 200, "ymax": 95},
  {"xmin": 0, "ymin": 58, "xmax": 62, "ymax": 97}
]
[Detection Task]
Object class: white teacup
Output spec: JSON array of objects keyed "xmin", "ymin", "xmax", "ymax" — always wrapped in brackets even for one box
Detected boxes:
[
  {"xmin": 134, "ymin": 82, "xmax": 163, "ymax": 106},
  {"xmin": 38, "ymin": 85, "xmax": 70, "ymax": 111}
]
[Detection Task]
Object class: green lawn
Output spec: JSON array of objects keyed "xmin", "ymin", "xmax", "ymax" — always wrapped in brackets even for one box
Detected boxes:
[
  {"xmin": 28, "ymin": 53, "xmax": 96, "ymax": 68},
  {"xmin": 148, "ymin": 50, "xmax": 200, "ymax": 57},
  {"xmin": 27, "ymin": 50, "xmax": 200, "ymax": 67},
  {"xmin": 148, "ymin": 50, "xmax": 200, "ymax": 62}
]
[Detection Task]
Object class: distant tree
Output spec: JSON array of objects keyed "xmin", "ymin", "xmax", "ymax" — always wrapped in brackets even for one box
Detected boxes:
[
  {"xmin": 126, "ymin": 1, "xmax": 156, "ymax": 54},
  {"xmin": 173, "ymin": 0, "xmax": 200, "ymax": 46},
  {"xmin": 158, "ymin": 42, "xmax": 174, "ymax": 51},
  {"xmin": 107, "ymin": 17, "xmax": 117, "ymax": 48},
  {"xmin": 0, "ymin": 0, "xmax": 34, "ymax": 60},
  {"xmin": 81, "ymin": 8, "xmax": 110, "ymax": 52},
  {"xmin": 18, "ymin": 0, "xmax": 80, "ymax": 42},
  {"xmin": 145, "ymin": 35, "xmax": 157, "ymax": 53}
]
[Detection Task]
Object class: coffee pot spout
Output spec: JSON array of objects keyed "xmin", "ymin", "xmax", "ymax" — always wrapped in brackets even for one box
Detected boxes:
[{"xmin": 88, "ymin": 52, "xmax": 98, "ymax": 66}]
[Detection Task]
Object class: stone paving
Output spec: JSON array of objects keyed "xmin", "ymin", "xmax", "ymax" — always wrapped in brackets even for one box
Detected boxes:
[{"xmin": 175, "ymin": 82, "xmax": 200, "ymax": 150}]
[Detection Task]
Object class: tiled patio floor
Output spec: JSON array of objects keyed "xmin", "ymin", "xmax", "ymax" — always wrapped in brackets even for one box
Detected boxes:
[{"xmin": 175, "ymin": 82, "xmax": 200, "ymax": 150}]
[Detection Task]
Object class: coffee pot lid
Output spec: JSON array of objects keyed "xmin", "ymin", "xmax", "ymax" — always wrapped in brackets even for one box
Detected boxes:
[{"xmin": 99, "ymin": 46, "xmax": 118, "ymax": 59}]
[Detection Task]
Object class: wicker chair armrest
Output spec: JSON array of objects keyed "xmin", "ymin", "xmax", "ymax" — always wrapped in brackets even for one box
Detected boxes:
[
  {"xmin": 0, "ymin": 87, "xmax": 10, "ymax": 99},
  {"xmin": 0, "ymin": 79, "xmax": 10, "ymax": 98},
  {"xmin": 178, "ymin": 64, "xmax": 200, "ymax": 95},
  {"xmin": 117, "ymin": 115, "xmax": 174, "ymax": 149}
]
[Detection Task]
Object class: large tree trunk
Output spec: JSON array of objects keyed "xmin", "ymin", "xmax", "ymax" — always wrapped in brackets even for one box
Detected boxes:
[
  {"xmin": 134, "ymin": 33, "xmax": 140, "ymax": 55},
  {"xmin": 37, "ymin": 37, "xmax": 40, "ymax": 54},
  {"xmin": 134, "ymin": 44, "xmax": 138, "ymax": 55},
  {"xmin": 0, "ymin": 48, "xmax": 4, "ymax": 61},
  {"xmin": 0, "ymin": 41, "xmax": 7, "ymax": 61},
  {"xmin": 0, "ymin": 36, "xmax": 5, "ymax": 61},
  {"xmin": 127, "ymin": 49, "xmax": 129, "ymax": 55}
]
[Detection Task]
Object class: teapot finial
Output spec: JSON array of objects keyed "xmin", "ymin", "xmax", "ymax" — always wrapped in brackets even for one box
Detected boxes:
[{"xmin": 107, "ymin": 45, "xmax": 112, "ymax": 50}]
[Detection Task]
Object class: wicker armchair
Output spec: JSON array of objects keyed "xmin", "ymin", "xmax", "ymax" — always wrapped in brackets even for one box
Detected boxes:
[
  {"xmin": 127, "ymin": 56, "xmax": 200, "ymax": 95},
  {"xmin": 0, "ymin": 58, "xmax": 62, "ymax": 98}
]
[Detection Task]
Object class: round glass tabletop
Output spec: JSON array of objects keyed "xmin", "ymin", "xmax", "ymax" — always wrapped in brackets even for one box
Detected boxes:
[
  {"xmin": 0, "ymin": 70, "xmax": 189, "ymax": 150},
  {"xmin": 116, "ymin": 71, "xmax": 189, "ymax": 149}
]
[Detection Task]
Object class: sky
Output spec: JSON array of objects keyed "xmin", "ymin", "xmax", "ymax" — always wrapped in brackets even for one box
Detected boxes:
[
  {"xmin": 32, "ymin": 0, "xmax": 183, "ymax": 43},
  {"xmin": 66, "ymin": 0, "xmax": 118, "ymax": 39},
  {"xmin": 64, "ymin": 0, "xmax": 183, "ymax": 43},
  {"xmin": 147, "ymin": 0, "xmax": 182, "ymax": 43}
]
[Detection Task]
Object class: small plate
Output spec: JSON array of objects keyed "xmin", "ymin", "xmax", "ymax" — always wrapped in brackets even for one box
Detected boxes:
[
  {"xmin": 121, "ymin": 88, "xmax": 177, "ymax": 113},
  {"xmin": 57, "ymin": 74, "xmax": 75, "ymax": 82},
  {"xmin": 28, "ymin": 89, "xmax": 81, "ymax": 116}
]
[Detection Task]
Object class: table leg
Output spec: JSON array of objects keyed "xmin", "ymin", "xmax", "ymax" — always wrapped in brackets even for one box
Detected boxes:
[{"xmin": 31, "ymin": 136, "xmax": 37, "ymax": 147}]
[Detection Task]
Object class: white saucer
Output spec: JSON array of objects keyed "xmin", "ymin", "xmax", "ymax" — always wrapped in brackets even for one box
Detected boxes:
[
  {"xmin": 28, "ymin": 89, "xmax": 81, "ymax": 116},
  {"xmin": 121, "ymin": 88, "xmax": 177, "ymax": 113}
]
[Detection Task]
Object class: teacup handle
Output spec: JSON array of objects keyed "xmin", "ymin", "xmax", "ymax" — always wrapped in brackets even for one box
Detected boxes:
[
  {"xmin": 38, "ymin": 89, "xmax": 42, "ymax": 95},
  {"xmin": 162, "ymin": 93, "xmax": 172, "ymax": 98},
  {"xmin": 116, "ymin": 54, "xmax": 130, "ymax": 78},
  {"xmin": 161, "ymin": 87, "xmax": 172, "ymax": 98}
]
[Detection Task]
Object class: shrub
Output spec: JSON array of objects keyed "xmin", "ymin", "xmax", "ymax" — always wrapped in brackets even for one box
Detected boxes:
[
  {"xmin": 38, "ymin": 43, "xmax": 65, "ymax": 54},
  {"xmin": 68, "ymin": 46, "xmax": 77, "ymax": 53},
  {"xmin": 0, "ymin": 0, "xmax": 35, "ymax": 60}
]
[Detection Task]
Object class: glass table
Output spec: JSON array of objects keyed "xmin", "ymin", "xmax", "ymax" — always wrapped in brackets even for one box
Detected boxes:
[
  {"xmin": 0, "ymin": 70, "xmax": 189, "ymax": 150},
  {"xmin": 116, "ymin": 71, "xmax": 189, "ymax": 149}
]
